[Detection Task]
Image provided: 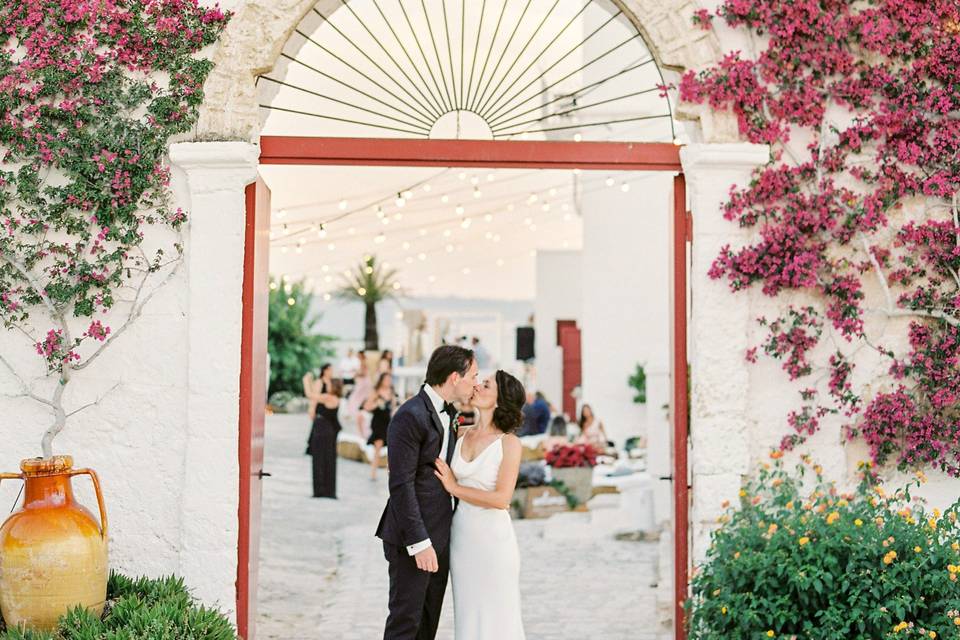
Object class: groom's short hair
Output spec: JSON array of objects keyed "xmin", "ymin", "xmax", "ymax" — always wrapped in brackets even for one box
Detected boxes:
[{"xmin": 425, "ymin": 345, "xmax": 475, "ymax": 386}]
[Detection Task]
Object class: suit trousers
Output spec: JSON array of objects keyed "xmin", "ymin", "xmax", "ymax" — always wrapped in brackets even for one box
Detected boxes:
[{"xmin": 383, "ymin": 541, "xmax": 450, "ymax": 640}]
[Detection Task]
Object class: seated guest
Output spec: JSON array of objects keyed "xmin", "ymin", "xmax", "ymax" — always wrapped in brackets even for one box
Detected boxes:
[
  {"xmin": 519, "ymin": 390, "xmax": 551, "ymax": 436},
  {"xmin": 575, "ymin": 404, "xmax": 610, "ymax": 452}
]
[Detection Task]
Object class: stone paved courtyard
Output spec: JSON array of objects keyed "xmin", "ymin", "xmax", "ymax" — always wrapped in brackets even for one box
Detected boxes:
[{"xmin": 256, "ymin": 414, "xmax": 661, "ymax": 639}]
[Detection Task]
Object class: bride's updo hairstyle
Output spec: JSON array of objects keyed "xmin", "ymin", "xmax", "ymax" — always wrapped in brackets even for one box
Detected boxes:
[{"xmin": 493, "ymin": 370, "xmax": 526, "ymax": 434}]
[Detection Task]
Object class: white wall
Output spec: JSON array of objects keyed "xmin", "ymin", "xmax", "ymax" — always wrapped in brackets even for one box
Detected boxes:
[
  {"xmin": 579, "ymin": 173, "xmax": 673, "ymax": 446},
  {"xmin": 533, "ymin": 251, "xmax": 583, "ymax": 413},
  {"xmin": 0, "ymin": 141, "xmax": 255, "ymax": 620}
]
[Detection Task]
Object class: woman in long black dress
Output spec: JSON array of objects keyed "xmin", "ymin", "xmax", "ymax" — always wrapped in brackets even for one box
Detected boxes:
[
  {"xmin": 307, "ymin": 378, "xmax": 342, "ymax": 498},
  {"xmin": 363, "ymin": 372, "xmax": 395, "ymax": 481}
]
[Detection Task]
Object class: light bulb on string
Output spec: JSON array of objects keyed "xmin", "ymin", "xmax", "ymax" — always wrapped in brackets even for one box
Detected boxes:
[
  {"xmin": 573, "ymin": 132, "xmax": 582, "ymax": 142},
  {"xmin": 321, "ymin": 265, "xmax": 329, "ymax": 273},
  {"xmin": 441, "ymin": 194, "xmax": 449, "ymax": 203},
  {"xmin": 506, "ymin": 203, "xmax": 515, "ymax": 212},
  {"xmin": 365, "ymin": 265, "xmax": 374, "ymax": 274},
  {"xmin": 527, "ymin": 193, "xmax": 538, "ymax": 204},
  {"xmin": 496, "ymin": 258, "xmax": 504, "ymax": 267},
  {"xmin": 393, "ymin": 282, "xmax": 402, "ymax": 290},
  {"xmin": 473, "ymin": 187, "xmax": 481, "ymax": 199},
  {"xmin": 445, "ymin": 244, "xmax": 454, "ymax": 253},
  {"xmin": 443, "ymin": 229, "xmax": 452, "ymax": 237},
  {"xmin": 281, "ymin": 247, "xmax": 289, "ymax": 254},
  {"xmin": 419, "ymin": 229, "xmax": 428, "ymax": 237},
  {"xmin": 269, "ymin": 281, "xmax": 278, "ymax": 290},
  {"xmin": 339, "ymin": 199, "xmax": 348, "ymax": 210},
  {"xmin": 348, "ymin": 227, "xmax": 356, "ymax": 235},
  {"xmin": 405, "ymin": 256, "xmax": 413, "ymax": 264},
  {"xmin": 277, "ymin": 209, "xmax": 287, "ymax": 219},
  {"xmin": 376, "ymin": 205, "xmax": 385, "ymax": 218},
  {"xmin": 317, "ymin": 224, "xmax": 327, "ymax": 238},
  {"xmin": 470, "ymin": 176, "xmax": 479, "ymax": 185},
  {"xmin": 484, "ymin": 213, "xmax": 493, "ymax": 222},
  {"xmin": 605, "ymin": 177, "xmax": 615, "ymax": 187},
  {"xmin": 282, "ymin": 224, "xmax": 290, "ymax": 235},
  {"xmin": 418, "ymin": 252, "xmax": 426, "ymax": 261},
  {"xmin": 423, "ymin": 184, "xmax": 432, "ymax": 192},
  {"xmin": 428, "ymin": 275, "xmax": 436, "ymax": 283},
  {"xmin": 395, "ymin": 193, "xmax": 406, "ymax": 208},
  {"xmin": 328, "ymin": 243, "xmax": 336, "ymax": 251},
  {"xmin": 323, "ymin": 293, "xmax": 332, "ymax": 301},
  {"xmin": 541, "ymin": 203, "xmax": 550, "ymax": 212},
  {"xmin": 402, "ymin": 190, "xmax": 413, "ymax": 199},
  {"xmin": 458, "ymin": 172, "xmax": 467, "ymax": 180},
  {"xmin": 357, "ymin": 287, "xmax": 367, "ymax": 296},
  {"xmin": 382, "ymin": 217, "xmax": 390, "ymax": 226},
  {"xmin": 324, "ymin": 275, "xmax": 332, "ymax": 283},
  {"xmin": 486, "ymin": 173, "xmax": 494, "ymax": 182},
  {"xmin": 296, "ymin": 246, "xmax": 303, "ymax": 254},
  {"xmin": 455, "ymin": 204, "xmax": 465, "ymax": 216},
  {"xmin": 549, "ymin": 188, "xmax": 557, "ymax": 196},
  {"xmin": 393, "ymin": 212, "xmax": 403, "ymax": 221},
  {"xmin": 374, "ymin": 233, "xmax": 386, "ymax": 244},
  {"xmin": 402, "ymin": 241, "xmax": 411, "ymax": 250},
  {"xmin": 461, "ymin": 217, "xmax": 472, "ymax": 229},
  {"xmin": 621, "ymin": 182, "xmax": 630, "ymax": 192}
]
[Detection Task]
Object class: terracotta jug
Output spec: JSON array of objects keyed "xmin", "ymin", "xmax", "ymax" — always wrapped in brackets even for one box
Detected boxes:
[{"xmin": 0, "ymin": 456, "xmax": 108, "ymax": 631}]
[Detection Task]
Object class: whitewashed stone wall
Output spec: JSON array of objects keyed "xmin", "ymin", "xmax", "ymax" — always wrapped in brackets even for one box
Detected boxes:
[{"xmin": 0, "ymin": 141, "xmax": 255, "ymax": 621}]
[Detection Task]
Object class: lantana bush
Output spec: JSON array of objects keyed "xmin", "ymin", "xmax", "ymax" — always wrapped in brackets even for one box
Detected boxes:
[{"xmin": 687, "ymin": 456, "xmax": 960, "ymax": 639}]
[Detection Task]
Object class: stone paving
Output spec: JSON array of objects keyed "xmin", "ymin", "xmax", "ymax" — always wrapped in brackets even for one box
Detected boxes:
[{"xmin": 256, "ymin": 414, "xmax": 662, "ymax": 639}]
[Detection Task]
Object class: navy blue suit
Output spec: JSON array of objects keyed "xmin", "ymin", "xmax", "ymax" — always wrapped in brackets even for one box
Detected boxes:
[{"xmin": 376, "ymin": 388, "xmax": 457, "ymax": 639}]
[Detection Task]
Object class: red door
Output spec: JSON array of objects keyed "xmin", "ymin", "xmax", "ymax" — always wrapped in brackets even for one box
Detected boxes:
[
  {"xmin": 556, "ymin": 320, "xmax": 581, "ymax": 421},
  {"xmin": 238, "ymin": 177, "xmax": 270, "ymax": 640}
]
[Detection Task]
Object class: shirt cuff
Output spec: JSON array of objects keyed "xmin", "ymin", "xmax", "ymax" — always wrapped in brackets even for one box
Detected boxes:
[{"xmin": 407, "ymin": 538, "xmax": 432, "ymax": 556}]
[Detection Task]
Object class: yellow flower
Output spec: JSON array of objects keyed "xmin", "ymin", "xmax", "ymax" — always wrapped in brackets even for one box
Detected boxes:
[
  {"xmin": 721, "ymin": 606, "xmax": 727, "ymax": 615},
  {"xmin": 952, "ymin": 542, "xmax": 959, "ymax": 551},
  {"xmin": 767, "ymin": 524, "xmax": 778, "ymax": 535},
  {"xmin": 767, "ymin": 631, "xmax": 774, "ymax": 638},
  {"xmin": 948, "ymin": 564, "xmax": 959, "ymax": 574},
  {"xmin": 933, "ymin": 508, "xmax": 941, "ymax": 519},
  {"xmin": 953, "ymin": 617, "xmax": 960, "ymax": 626},
  {"xmin": 929, "ymin": 632, "xmax": 936, "ymax": 639},
  {"xmin": 734, "ymin": 551, "xmax": 741, "ymax": 559},
  {"xmin": 875, "ymin": 517, "xmax": 885, "ymax": 526},
  {"xmin": 739, "ymin": 489, "xmax": 747, "ymax": 498},
  {"xmin": 914, "ymin": 546, "xmax": 922, "ymax": 553},
  {"xmin": 883, "ymin": 551, "xmax": 897, "ymax": 565},
  {"xmin": 814, "ymin": 465, "xmax": 823, "ymax": 475},
  {"xmin": 893, "ymin": 621, "xmax": 908, "ymax": 633},
  {"xmin": 854, "ymin": 518, "xmax": 863, "ymax": 527},
  {"xmin": 928, "ymin": 518, "xmax": 937, "ymax": 530},
  {"xmin": 916, "ymin": 470, "xmax": 928, "ymax": 483},
  {"xmin": 785, "ymin": 501, "xmax": 794, "ymax": 510},
  {"xmin": 799, "ymin": 536, "xmax": 810, "ymax": 546},
  {"xmin": 837, "ymin": 499, "xmax": 848, "ymax": 507},
  {"xmin": 826, "ymin": 512, "xmax": 840, "ymax": 525}
]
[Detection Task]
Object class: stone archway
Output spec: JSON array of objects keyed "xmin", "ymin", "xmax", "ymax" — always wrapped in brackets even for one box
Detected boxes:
[
  {"xmin": 194, "ymin": 0, "xmax": 723, "ymax": 142},
  {"xmin": 172, "ymin": 3, "xmax": 768, "ymax": 637}
]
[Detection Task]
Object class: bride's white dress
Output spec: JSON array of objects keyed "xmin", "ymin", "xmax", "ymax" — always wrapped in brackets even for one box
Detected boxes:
[{"xmin": 450, "ymin": 435, "xmax": 525, "ymax": 639}]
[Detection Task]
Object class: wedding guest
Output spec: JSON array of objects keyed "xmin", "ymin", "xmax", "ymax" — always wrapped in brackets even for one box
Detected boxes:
[
  {"xmin": 378, "ymin": 349, "xmax": 394, "ymax": 374},
  {"xmin": 519, "ymin": 390, "xmax": 550, "ymax": 436},
  {"xmin": 471, "ymin": 336, "xmax": 492, "ymax": 369},
  {"xmin": 306, "ymin": 378, "xmax": 342, "ymax": 499},
  {"xmin": 364, "ymin": 372, "xmax": 396, "ymax": 480},
  {"xmin": 576, "ymin": 404, "xmax": 610, "ymax": 451},
  {"xmin": 303, "ymin": 364, "xmax": 333, "ymax": 450},
  {"xmin": 337, "ymin": 348, "xmax": 361, "ymax": 386},
  {"xmin": 346, "ymin": 356, "xmax": 372, "ymax": 438}
]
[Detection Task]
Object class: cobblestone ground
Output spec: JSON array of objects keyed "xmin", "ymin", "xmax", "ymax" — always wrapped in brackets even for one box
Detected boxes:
[{"xmin": 256, "ymin": 414, "xmax": 661, "ymax": 640}]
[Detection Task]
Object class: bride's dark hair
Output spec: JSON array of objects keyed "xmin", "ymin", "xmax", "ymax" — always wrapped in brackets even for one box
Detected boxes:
[{"xmin": 493, "ymin": 370, "xmax": 525, "ymax": 434}]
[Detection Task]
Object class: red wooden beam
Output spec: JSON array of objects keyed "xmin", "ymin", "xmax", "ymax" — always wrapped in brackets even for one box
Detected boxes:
[
  {"xmin": 672, "ymin": 174, "xmax": 690, "ymax": 640},
  {"xmin": 260, "ymin": 136, "xmax": 683, "ymax": 171}
]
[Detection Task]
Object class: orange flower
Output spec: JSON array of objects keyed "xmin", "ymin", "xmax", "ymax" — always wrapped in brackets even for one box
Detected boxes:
[
  {"xmin": 770, "ymin": 450, "xmax": 783, "ymax": 459},
  {"xmin": 826, "ymin": 512, "xmax": 840, "ymax": 525},
  {"xmin": 798, "ymin": 536, "xmax": 810, "ymax": 546},
  {"xmin": 883, "ymin": 550, "xmax": 897, "ymax": 565}
]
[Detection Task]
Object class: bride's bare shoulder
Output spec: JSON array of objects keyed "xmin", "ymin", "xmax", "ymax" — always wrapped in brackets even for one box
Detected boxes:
[{"xmin": 501, "ymin": 433, "xmax": 522, "ymax": 453}]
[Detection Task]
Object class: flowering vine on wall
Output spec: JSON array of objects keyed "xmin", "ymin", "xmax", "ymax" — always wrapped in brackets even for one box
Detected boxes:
[
  {"xmin": 678, "ymin": 1, "xmax": 960, "ymax": 476},
  {"xmin": 0, "ymin": 1, "xmax": 229, "ymax": 458}
]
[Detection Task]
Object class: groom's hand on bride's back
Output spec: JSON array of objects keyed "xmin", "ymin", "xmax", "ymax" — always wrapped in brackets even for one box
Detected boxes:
[{"xmin": 414, "ymin": 546, "xmax": 439, "ymax": 573}]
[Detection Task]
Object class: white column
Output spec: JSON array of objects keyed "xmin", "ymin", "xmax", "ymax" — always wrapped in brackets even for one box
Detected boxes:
[
  {"xmin": 168, "ymin": 141, "xmax": 259, "ymax": 617},
  {"xmin": 681, "ymin": 143, "xmax": 769, "ymax": 561}
]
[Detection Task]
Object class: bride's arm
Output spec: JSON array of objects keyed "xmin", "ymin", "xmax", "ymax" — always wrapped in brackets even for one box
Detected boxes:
[{"xmin": 434, "ymin": 435, "xmax": 522, "ymax": 510}]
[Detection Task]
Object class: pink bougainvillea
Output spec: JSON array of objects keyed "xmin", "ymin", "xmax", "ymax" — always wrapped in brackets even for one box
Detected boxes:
[
  {"xmin": 0, "ymin": 1, "xmax": 230, "ymax": 456},
  {"xmin": 680, "ymin": 0, "xmax": 960, "ymax": 475}
]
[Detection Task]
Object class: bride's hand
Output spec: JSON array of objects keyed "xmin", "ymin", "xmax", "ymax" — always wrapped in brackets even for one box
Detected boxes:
[{"xmin": 434, "ymin": 458, "xmax": 458, "ymax": 494}]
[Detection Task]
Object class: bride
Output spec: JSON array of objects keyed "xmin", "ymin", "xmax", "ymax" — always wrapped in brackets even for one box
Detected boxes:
[{"xmin": 434, "ymin": 370, "xmax": 526, "ymax": 639}]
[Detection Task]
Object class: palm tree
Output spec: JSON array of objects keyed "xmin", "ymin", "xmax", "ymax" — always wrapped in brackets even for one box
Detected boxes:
[{"xmin": 336, "ymin": 255, "xmax": 401, "ymax": 351}]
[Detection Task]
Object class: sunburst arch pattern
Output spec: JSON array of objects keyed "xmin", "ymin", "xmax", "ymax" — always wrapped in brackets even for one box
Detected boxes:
[{"xmin": 258, "ymin": 0, "xmax": 676, "ymax": 141}]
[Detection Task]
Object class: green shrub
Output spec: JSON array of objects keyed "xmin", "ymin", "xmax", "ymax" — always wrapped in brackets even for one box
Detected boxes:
[
  {"xmin": 0, "ymin": 573, "xmax": 235, "ymax": 640},
  {"xmin": 687, "ymin": 457, "xmax": 960, "ymax": 640}
]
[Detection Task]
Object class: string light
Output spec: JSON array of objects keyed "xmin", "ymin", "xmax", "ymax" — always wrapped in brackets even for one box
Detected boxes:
[
  {"xmin": 277, "ymin": 209, "xmax": 287, "ymax": 219},
  {"xmin": 328, "ymin": 243, "xmax": 336, "ymax": 251},
  {"xmin": 441, "ymin": 194, "xmax": 450, "ymax": 203},
  {"xmin": 402, "ymin": 190, "xmax": 413, "ymax": 199},
  {"xmin": 473, "ymin": 187, "xmax": 481, "ymax": 199},
  {"xmin": 605, "ymin": 177, "xmax": 615, "ymax": 187},
  {"xmin": 443, "ymin": 229, "xmax": 452, "ymax": 237},
  {"xmin": 484, "ymin": 213, "xmax": 493, "ymax": 222},
  {"xmin": 573, "ymin": 133, "xmax": 582, "ymax": 142},
  {"xmin": 402, "ymin": 241, "xmax": 411, "ymax": 250},
  {"xmin": 496, "ymin": 258, "xmax": 504, "ymax": 267},
  {"xmin": 281, "ymin": 247, "xmax": 289, "ymax": 254},
  {"xmin": 323, "ymin": 293, "xmax": 332, "ymax": 301},
  {"xmin": 549, "ymin": 187, "xmax": 557, "ymax": 196},
  {"xmin": 461, "ymin": 217, "xmax": 472, "ymax": 229},
  {"xmin": 458, "ymin": 172, "xmax": 467, "ymax": 180},
  {"xmin": 418, "ymin": 252, "xmax": 427, "ymax": 261},
  {"xmin": 486, "ymin": 173, "xmax": 495, "ymax": 182},
  {"xmin": 348, "ymin": 227, "xmax": 356, "ymax": 235},
  {"xmin": 541, "ymin": 203, "xmax": 550, "ymax": 212},
  {"xmin": 445, "ymin": 244, "xmax": 454, "ymax": 253},
  {"xmin": 395, "ymin": 193, "xmax": 406, "ymax": 208},
  {"xmin": 470, "ymin": 176, "xmax": 479, "ymax": 185},
  {"xmin": 375, "ymin": 205, "xmax": 385, "ymax": 218},
  {"xmin": 339, "ymin": 199, "xmax": 348, "ymax": 210},
  {"xmin": 455, "ymin": 204, "xmax": 465, "ymax": 215},
  {"xmin": 393, "ymin": 212, "xmax": 403, "ymax": 221},
  {"xmin": 374, "ymin": 233, "xmax": 386, "ymax": 244},
  {"xmin": 357, "ymin": 287, "xmax": 367, "ymax": 295},
  {"xmin": 423, "ymin": 184, "xmax": 432, "ymax": 192},
  {"xmin": 621, "ymin": 182, "xmax": 630, "ymax": 192},
  {"xmin": 317, "ymin": 224, "xmax": 327, "ymax": 238}
]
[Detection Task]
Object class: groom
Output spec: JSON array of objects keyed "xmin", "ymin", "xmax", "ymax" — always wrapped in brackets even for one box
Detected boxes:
[{"xmin": 376, "ymin": 345, "xmax": 478, "ymax": 639}]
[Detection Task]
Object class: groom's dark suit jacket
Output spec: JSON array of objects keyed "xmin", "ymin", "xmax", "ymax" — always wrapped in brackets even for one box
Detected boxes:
[{"xmin": 376, "ymin": 388, "xmax": 456, "ymax": 553}]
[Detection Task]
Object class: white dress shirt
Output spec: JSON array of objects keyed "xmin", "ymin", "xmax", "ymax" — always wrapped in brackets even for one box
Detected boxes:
[{"xmin": 406, "ymin": 384, "xmax": 452, "ymax": 556}]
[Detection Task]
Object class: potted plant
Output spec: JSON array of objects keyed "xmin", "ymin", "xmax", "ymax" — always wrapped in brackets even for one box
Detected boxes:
[
  {"xmin": 0, "ymin": 1, "xmax": 228, "ymax": 630},
  {"xmin": 545, "ymin": 443, "xmax": 598, "ymax": 505},
  {"xmin": 336, "ymin": 255, "xmax": 401, "ymax": 356}
]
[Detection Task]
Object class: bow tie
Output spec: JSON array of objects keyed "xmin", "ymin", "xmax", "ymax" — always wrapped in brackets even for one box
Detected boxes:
[{"xmin": 442, "ymin": 402, "xmax": 458, "ymax": 421}]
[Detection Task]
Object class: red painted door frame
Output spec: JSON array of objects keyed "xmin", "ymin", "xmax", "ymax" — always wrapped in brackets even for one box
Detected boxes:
[
  {"xmin": 245, "ymin": 136, "xmax": 691, "ymax": 640},
  {"xmin": 238, "ymin": 178, "xmax": 270, "ymax": 640}
]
